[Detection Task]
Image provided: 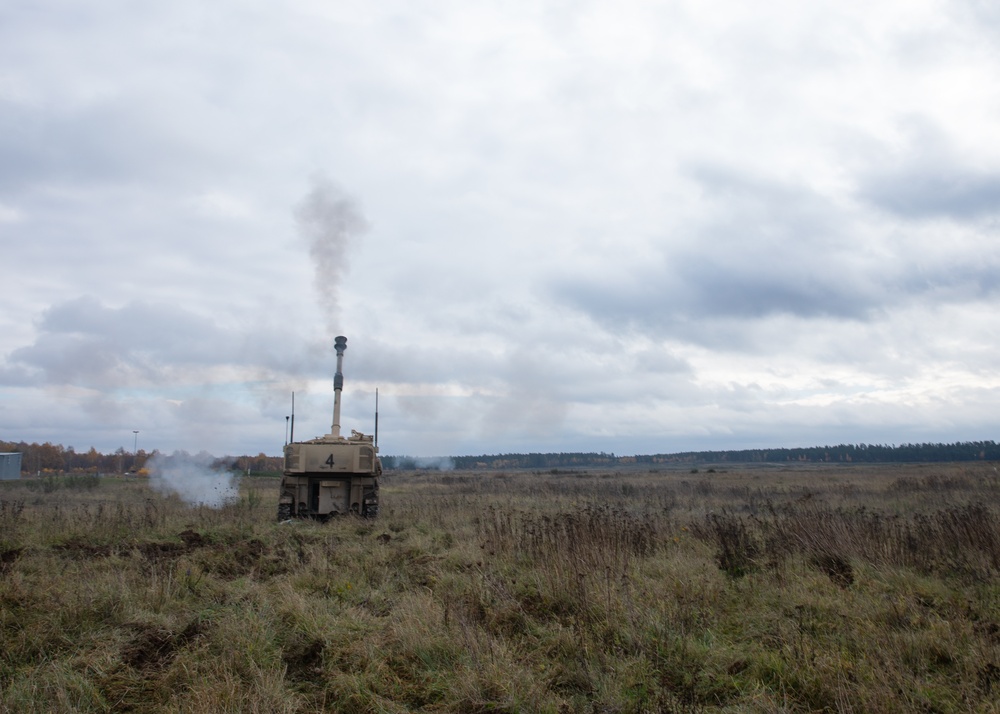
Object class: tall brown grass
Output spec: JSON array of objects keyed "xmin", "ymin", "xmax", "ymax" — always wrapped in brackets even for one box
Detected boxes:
[{"xmin": 1, "ymin": 462, "xmax": 999, "ymax": 712}]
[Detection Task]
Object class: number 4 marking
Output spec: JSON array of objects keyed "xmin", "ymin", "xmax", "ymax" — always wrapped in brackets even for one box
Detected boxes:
[{"xmin": 325, "ymin": 454, "xmax": 335, "ymax": 467}]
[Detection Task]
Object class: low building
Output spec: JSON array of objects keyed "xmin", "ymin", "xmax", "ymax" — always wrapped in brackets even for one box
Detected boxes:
[{"xmin": 0, "ymin": 452, "xmax": 22, "ymax": 480}]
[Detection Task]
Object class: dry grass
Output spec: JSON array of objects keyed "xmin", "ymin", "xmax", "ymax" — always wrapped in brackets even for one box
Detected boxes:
[{"xmin": 1, "ymin": 462, "xmax": 999, "ymax": 712}]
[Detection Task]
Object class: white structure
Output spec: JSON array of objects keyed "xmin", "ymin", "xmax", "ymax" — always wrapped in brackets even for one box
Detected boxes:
[{"xmin": 0, "ymin": 452, "xmax": 22, "ymax": 480}]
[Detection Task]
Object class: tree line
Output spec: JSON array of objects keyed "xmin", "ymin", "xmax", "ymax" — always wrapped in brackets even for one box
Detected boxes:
[
  {"xmin": 0, "ymin": 440, "xmax": 283, "ymax": 475},
  {"xmin": 383, "ymin": 441, "xmax": 1000, "ymax": 470},
  {"xmin": 4, "ymin": 439, "xmax": 997, "ymax": 475}
]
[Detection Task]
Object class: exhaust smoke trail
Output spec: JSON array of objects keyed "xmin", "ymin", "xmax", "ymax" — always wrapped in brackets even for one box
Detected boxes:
[{"xmin": 294, "ymin": 175, "xmax": 368, "ymax": 337}]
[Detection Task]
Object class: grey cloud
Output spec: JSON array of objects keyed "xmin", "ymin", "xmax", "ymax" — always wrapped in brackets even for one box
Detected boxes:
[
  {"xmin": 3, "ymin": 296, "xmax": 247, "ymax": 387},
  {"xmin": 551, "ymin": 167, "xmax": 883, "ymax": 339},
  {"xmin": 861, "ymin": 168, "xmax": 1000, "ymax": 220},
  {"xmin": 553, "ymin": 161, "xmax": 1000, "ymax": 344},
  {"xmin": 41, "ymin": 297, "xmax": 222, "ymax": 356},
  {"xmin": 554, "ymin": 244, "xmax": 998, "ymax": 349},
  {"xmin": 673, "ymin": 258, "xmax": 876, "ymax": 320},
  {"xmin": 631, "ymin": 347, "xmax": 691, "ymax": 376},
  {"xmin": 953, "ymin": 0, "xmax": 1000, "ymax": 41},
  {"xmin": 8, "ymin": 331, "xmax": 135, "ymax": 388},
  {"xmin": 4, "ymin": 1, "xmax": 1000, "ymax": 457},
  {"xmin": 899, "ymin": 262, "xmax": 1000, "ymax": 301},
  {"xmin": 0, "ymin": 99, "xmax": 202, "ymax": 195},
  {"xmin": 855, "ymin": 119, "xmax": 1000, "ymax": 220},
  {"xmin": 347, "ymin": 338, "xmax": 501, "ymax": 387}
]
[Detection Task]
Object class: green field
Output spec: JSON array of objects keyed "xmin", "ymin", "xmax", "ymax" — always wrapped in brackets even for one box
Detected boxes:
[{"xmin": 2, "ymin": 463, "xmax": 999, "ymax": 712}]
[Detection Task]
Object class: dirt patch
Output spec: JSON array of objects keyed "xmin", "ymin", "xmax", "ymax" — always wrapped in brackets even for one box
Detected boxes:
[
  {"xmin": 812, "ymin": 552, "xmax": 855, "ymax": 588},
  {"xmin": 0, "ymin": 546, "xmax": 23, "ymax": 574},
  {"xmin": 975, "ymin": 621, "xmax": 1000, "ymax": 644},
  {"xmin": 282, "ymin": 635, "xmax": 325, "ymax": 682},
  {"xmin": 194, "ymin": 537, "xmax": 293, "ymax": 580},
  {"xmin": 53, "ymin": 530, "xmax": 213, "ymax": 562},
  {"xmin": 135, "ymin": 541, "xmax": 188, "ymax": 561},
  {"xmin": 221, "ymin": 538, "xmax": 265, "ymax": 575},
  {"xmin": 178, "ymin": 529, "xmax": 207, "ymax": 547},
  {"xmin": 121, "ymin": 619, "xmax": 205, "ymax": 671},
  {"xmin": 52, "ymin": 538, "xmax": 114, "ymax": 559}
]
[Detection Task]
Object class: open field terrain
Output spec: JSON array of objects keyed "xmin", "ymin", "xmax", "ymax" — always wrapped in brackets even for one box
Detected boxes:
[{"xmin": 2, "ymin": 463, "xmax": 999, "ymax": 713}]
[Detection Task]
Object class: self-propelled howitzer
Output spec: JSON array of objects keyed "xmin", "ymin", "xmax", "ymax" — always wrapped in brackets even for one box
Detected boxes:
[{"xmin": 277, "ymin": 336, "xmax": 381, "ymax": 520}]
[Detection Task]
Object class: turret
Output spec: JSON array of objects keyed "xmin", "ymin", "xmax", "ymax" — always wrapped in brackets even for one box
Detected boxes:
[
  {"xmin": 278, "ymin": 334, "xmax": 380, "ymax": 520},
  {"xmin": 331, "ymin": 335, "xmax": 347, "ymax": 437}
]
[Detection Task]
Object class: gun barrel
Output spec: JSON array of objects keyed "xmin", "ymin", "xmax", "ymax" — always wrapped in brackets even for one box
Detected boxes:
[{"xmin": 331, "ymin": 335, "xmax": 347, "ymax": 437}]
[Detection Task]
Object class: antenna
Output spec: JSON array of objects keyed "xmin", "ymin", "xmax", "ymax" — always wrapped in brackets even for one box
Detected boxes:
[
  {"xmin": 290, "ymin": 391, "xmax": 295, "ymax": 443},
  {"xmin": 374, "ymin": 388, "xmax": 379, "ymax": 449}
]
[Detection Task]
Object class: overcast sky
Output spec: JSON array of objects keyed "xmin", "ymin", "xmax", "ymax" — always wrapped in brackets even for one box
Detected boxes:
[{"xmin": 2, "ymin": 0, "xmax": 999, "ymax": 458}]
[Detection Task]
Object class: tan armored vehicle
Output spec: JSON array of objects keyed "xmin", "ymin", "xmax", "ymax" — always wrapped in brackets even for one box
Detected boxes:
[{"xmin": 278, "ymin": 336, "xmax": 381, "ymax": 520}]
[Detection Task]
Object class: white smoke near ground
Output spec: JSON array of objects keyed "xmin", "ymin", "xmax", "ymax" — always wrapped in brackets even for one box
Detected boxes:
[
  {"xmin": 146, "ymin": 451, "xmax": 240, "ymax": 508},
  {"xmin": 294, "ymin": 175, "xmax": 369, "ymax": 338},
  {"xmin": 423, "ymin": 456, "xmax": 455, "ymax": 470},
  {"xmin": 401, "ymin": 456, "xmax": 455, "ymax": 471}
]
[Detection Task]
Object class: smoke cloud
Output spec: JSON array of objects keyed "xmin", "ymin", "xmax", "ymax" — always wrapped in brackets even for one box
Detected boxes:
[
  {"xmin": 393, "ymin": 456, "xmax": 456, "ymax": 471},
  {"xmin": 294, "ymin": 175, "xmax": 368, "ymax": 337},
  {"xmin": 147, "ymin": 451, "xmax": 240, "ymax": 508}
]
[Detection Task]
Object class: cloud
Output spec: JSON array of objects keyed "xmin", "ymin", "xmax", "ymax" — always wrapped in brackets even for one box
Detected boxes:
[
  {"xmin": 857, "ymin": 116, "xmax": 1000, "ymax": 222},
  {"xmin": 549, "ymin": 169, "xmax": 875, "ymax": 338},
  {"xmin": 862, "ymin": 165, "xmax": 1000, "ymax": 220},
  {"xmin": 0, "ymin": 94, "xmax": 208, "ymax": 196},
  {"xmin": 548, "ymin": 156, "xmax": 1000, "ymax": 351},
  {"xmin": 2, "ymin": 1, "xmax": 1000, "ymax": 458},
  {"xmin": 857, "ymin": 120, "xmax": 1000, "ymax": 220},
  {"xmin": 3, "ymin": 296, "xmax": 241, "ymax": 387},
  {"xmin": 0, "ymin": 201, "xmax": 21, "ymax": 222}
]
